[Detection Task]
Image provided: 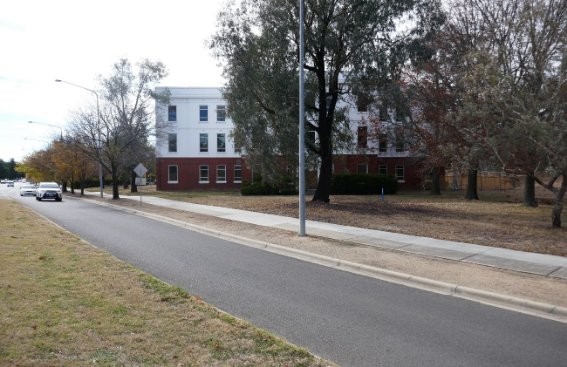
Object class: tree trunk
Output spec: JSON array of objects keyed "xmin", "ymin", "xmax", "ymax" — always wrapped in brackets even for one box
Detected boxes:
[
  {"xmin": 465, "ymin": 169, "xmax": 479, "ymax": 200},
  {"xmin": 131, "ymin": 171, "xmax": 138, "ymax": 193},
  {"xmin": 312, "ymin": 153, "xmax": 332, "ymax": 203},
  {"xmin": 552, "ymin": 202, "xmax": 563, "ymax": 228},
  {"xmin": 111, "ymin": 163, "xmax": 120, "ymax": 200},
  {"xmin": 523, "ymin": 174, "xmax": 538, "ymax": 207},
  {"xmin": 551, "ymin": 176, "xmax": 566, "ymax": 228},
  {"xmin": 430, "ymin": 167, "xmax": 442, "ymax": 195}
]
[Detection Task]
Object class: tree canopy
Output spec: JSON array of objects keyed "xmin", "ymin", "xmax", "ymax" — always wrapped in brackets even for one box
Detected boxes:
[
  {"xmin": 211, "ymin": 0, "xmax": 444, "ymax": 202},
  {"xmin": 69, "ymin": 59, "xmax": 168, "ymax": 199}
]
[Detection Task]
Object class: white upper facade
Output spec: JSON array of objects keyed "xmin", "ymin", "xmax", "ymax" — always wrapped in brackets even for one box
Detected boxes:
[
  {"xmin": 155, "ymin": 86, "xmax": 410, "ymax": 159},
  {"xmin": 155, "ymin": 87, "xmax": 240, "ymax": 158}
]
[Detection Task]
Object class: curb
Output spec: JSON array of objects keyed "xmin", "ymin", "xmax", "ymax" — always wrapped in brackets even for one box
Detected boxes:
[{"xmin": 82, "ymin": 197, "xmax": 567, "ymax": 324}]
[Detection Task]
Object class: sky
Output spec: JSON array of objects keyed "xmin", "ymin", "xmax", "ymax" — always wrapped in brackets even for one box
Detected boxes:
[{"xmin": 0, "ymin": 0, "xmax": 228, "ymax": 162}]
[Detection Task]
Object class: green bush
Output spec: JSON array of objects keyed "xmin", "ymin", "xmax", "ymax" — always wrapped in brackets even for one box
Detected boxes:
[
  {"xmin": 241, "ymin": 181, "xmax": 279, "ymax": 195},
  {"xmin": 331, "ymin": 174, "xmax": 398, "ymax": 195},
  {"xmin": 240, "ymin": 180, "xmax": 298, "ymax": 196}
]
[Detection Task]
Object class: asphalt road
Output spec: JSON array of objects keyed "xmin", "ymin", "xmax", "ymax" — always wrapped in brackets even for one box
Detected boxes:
[{"xmin": 5, "ymin": 186, "xmax": 567, "ymax": 367}]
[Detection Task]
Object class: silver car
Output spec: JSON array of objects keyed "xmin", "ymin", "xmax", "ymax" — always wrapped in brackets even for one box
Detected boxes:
[
  {"xmin": 19, "ymin": 184, "xmax": 37, "ymax": 196},
  {"xmin": 36, "ymin": 182, "xmax": 63, "ymax": 201}
]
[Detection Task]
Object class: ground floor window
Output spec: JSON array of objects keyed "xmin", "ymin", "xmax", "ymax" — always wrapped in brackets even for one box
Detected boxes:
[
  {"xmin": 357, "ymin": 163, "xmax": 368, "ymax": 174},
  {"xmin": 199, "ymin": 165, "xmax": 209, "ymax": 183},
  {"xmin": 217, "ymin": 165, "xmax": 226, "ymax": 183},
  {"xmin": 395, "ymin": 165, "xmax": 405, "ymax": 182},
  {"xmin": 168, "ymin": 165, "xmax": 178, "ymax": 183},
  {"xmin": 234, "ymin": 165, "xmax": 242, "ymax": 183},
  {"xmin": 379, "ymin": 165, "xmax": 387, "ymax": 175}
]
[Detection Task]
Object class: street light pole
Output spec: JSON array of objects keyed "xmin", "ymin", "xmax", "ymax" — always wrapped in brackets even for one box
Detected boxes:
[
  {"xmin": 298, "ymin": 0, "xmax": 306, "ymax": 236},
  {"xmin": 27, "ymin": 121, "xmax": 63, "ymax": 140},
  {"xmin": 55, "ymin": 79, "xmax": 104, "ymax": 198}
]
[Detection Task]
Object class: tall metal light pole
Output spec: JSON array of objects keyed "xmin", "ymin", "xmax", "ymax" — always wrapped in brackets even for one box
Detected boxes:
[
  {"xmin": 55, "ymin": 79, "xmax": 104, "ymax": 198},
  {"xmin": 27, "ymin": 121, "xmax": 63, "ymax": 140},
  {"xmin": 298, "ymin": 0, "xmax": 306, "ymax": 236}
]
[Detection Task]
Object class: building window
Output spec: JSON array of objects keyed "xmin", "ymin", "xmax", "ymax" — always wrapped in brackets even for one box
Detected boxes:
[
  {"xmin": 396, "ymin": 165, "xmax": 405, "ymax": 182},
  {"xmin": 168, "ymin": 133, "xmax": 177, "ymax": 152},
  {"xmin": 395, "ymin": 128, "xmax": 405, "ymax": 152},
  {"xmin": 217, "ymin": 133, "xmax": 226, "ymax": 152},
  {"xmin": 355, "ymin": 93, "xmax": 371, "ymax": 112},
  {"xmin": 199, "ymin": 165, "xmax": 209, "ymax": 183},
  {"xmin": 234, "ymin": 164, "xmax": 242, "ymax": 183},
  {"xmin": 216, "ymin": 105, "xmax": 226, "ymax": 122},
  {"xmin": 306, "ymin": 130, "xmax": 316, "ymax": 144},
  {"xmin": 168, "ymin": 105, "xmax": 176, "ymax": 122},
  {"xmin": 379, "ymin": 165, "xmax": 387, "ymax": 175},
  {"xmin": 168, "ymin": 165, "xmax": 178, "ymax": 183},
  {"xmin": 379, "ymin": 134, "xmax": 388, "ymax": 152},
  {"xmin": 357, "ymin": 126, "xmax": 368, "ymax": 148},
  {"xmin": 357, "ymin": 163, "xmax": 368, "ymax": 174},
  {"xmin": 199, "ymin": 105, "xmax": 208, "ymax": 122},
  {"xmin": 217, "ymin": 165, "xmax": 226, "ymax": 183},
  {"xmin": 200, "ymin": 133, "xmax": 208, "ymax": 152}
]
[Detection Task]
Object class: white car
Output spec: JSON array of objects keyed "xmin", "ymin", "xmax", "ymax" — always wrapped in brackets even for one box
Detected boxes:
[
  {"xmin": 19, "ymin": 184, "xmax": 37, "ymax": 196},
  {"xmin": 36, "ymin": 182, "xmax": 63, "ymax": 201}
]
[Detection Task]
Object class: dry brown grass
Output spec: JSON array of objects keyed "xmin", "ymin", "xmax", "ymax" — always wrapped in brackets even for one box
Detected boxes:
[
  {"xmin": 131, "ymin": 186, "xmax": 567, "ymax": 257},
  {"xmin": 0, "ymin": 199, "xmax": 334, "ymax": 367}
]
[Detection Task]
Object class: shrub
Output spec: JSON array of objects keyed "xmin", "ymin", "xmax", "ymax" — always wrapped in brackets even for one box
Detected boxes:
[
  {"xmin": 241, "ymin": 172, "xmax": 298, "ymax": 196},
  {"xmin": 331, "ymin": 174, "xmax": 398, "ymax": 195},
  {"xmin": 241, "ymin": 181, "xmax": 279, "ymax": 195}
]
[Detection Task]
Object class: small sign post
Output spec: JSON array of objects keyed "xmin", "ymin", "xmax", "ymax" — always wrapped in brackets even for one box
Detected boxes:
[{"xmin": 133, "ymin": 163, "xmax": 148, "ymax": 205}]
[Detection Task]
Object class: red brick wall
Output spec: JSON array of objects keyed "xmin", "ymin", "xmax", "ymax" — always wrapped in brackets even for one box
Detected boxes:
[
  {"xmin": 156, "ymin": 157, "xmax": 251, "ymax": 191},
  {"xmin": 157, "ymin": 155, "xmax": 423, "ymax": 191}
]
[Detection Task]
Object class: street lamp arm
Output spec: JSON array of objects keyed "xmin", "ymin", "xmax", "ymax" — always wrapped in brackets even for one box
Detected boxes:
[
  {"xmin": 55, "ymin": 79, "xmax": 99, "ymax": 98},
  {"xmin": 28, "ymin": 120, "xmax": 63, "ymax": 139}
]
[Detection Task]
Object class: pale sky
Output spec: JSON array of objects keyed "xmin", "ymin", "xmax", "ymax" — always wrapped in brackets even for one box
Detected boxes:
[{"xmin": 0, "ymin": 0, "xmax": 228, "ymax": 162}]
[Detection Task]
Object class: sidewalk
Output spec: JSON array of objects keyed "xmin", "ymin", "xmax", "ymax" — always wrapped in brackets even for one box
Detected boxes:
[
  {"xmin": 81, "ymin": 191, "xmax": 567, "ymax": 322},
  {"xmin": 117, "ymin": 194, "xmax": 567, "ymax": 281}
]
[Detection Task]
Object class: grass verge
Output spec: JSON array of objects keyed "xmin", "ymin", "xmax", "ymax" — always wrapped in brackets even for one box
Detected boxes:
[{"xmin": 0, "ymin": 198, "xmax": 334, "ymax": 367}]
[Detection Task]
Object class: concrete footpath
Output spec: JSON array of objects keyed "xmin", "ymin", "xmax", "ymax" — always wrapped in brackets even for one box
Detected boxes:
[{"xmin": 84, "ymin": 192, "xmax": 567, "ymax": 322}]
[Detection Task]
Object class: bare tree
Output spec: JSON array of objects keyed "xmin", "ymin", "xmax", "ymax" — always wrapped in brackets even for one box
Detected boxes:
[{"xmin": 70, "ymin": 59, "xmax": 168, "ymax": 199}]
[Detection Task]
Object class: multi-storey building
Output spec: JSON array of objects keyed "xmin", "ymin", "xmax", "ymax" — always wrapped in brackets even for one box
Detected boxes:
[
  {"xmin": 155, "ymin": 87, "xmax": 249, "ymax": 191},
  {"xmin": 335, "ymin": 95, "xmax": 423, "ymax": 189},
  {"xmin": 155, "ymin": 87, "xmax": 422, "ymax": 191}
]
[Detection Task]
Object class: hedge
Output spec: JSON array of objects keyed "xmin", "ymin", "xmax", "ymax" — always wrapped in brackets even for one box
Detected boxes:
[{"xmin": 331, "ymin": 174, "xmax": 398, "ymax": 195}]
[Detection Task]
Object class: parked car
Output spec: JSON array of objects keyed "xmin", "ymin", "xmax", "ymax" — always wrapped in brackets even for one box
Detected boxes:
[
  {"xmin": 36, "ymin": 182, "xmax": 62, "ymax": 201},
  {"xmin": 6, "ymin": 181, "xmax": 14, "ymax": 187},
  {"xmin": 19, "ymin": 184, "xmax": 37, "ymax": 196}
]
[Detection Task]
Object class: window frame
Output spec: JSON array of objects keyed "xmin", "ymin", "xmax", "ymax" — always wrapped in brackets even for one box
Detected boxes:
[
  {"xmin": 199, "ymin": 165, "xmax": 209, "ymax": 183},
  {"xmin": 395, "ymin": 128, "xmax": 405, "ymax": 152},
  {"xmin": 379, "ymin": 133, "xmax": 388, "ymax": 152},
  {"xmin": 216, "ymin": 105, "xmax": 226, "ymax": 122},
  {"xmin": 168, "ymin": 165, "xmax": 178, "ymax": 183},
  {"xmin": 395, "ymin": 165, "xmax": 405, "ymax": 182},
  {"xmin": 199, "ymin": 133, "xmax": 208, "ymax": 152},
  {"xmin": 168, "ymin": 105, "xmax": 177, "ymax": 122},
  {"xmin": 168, "ymin": 133, "xmax": 177, "ymax": 153},
  {"xmin": 217, "ymin": 133, "xmax": 226, "ymax": 152},
  {"xmin": 199, "ymin": 105, "xmax": 208, "ymax": 122},
  {"xmin": 378, "ymin": 165, "xmax": 387, "ymax": 176},
  {"xmin": 357, "ymin": 126, "xmax": 368, "ymax": 148},
  {"xmin": 234, "ymin": 164, "xmax": 242, "ymax": 183},
  {"xmin": 357, "ymin": 163, "xmax": 368, "ymax": 174},
  {"xmin": 216, "ymin": 165, "xmax": 227, "ymax": 183}
]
